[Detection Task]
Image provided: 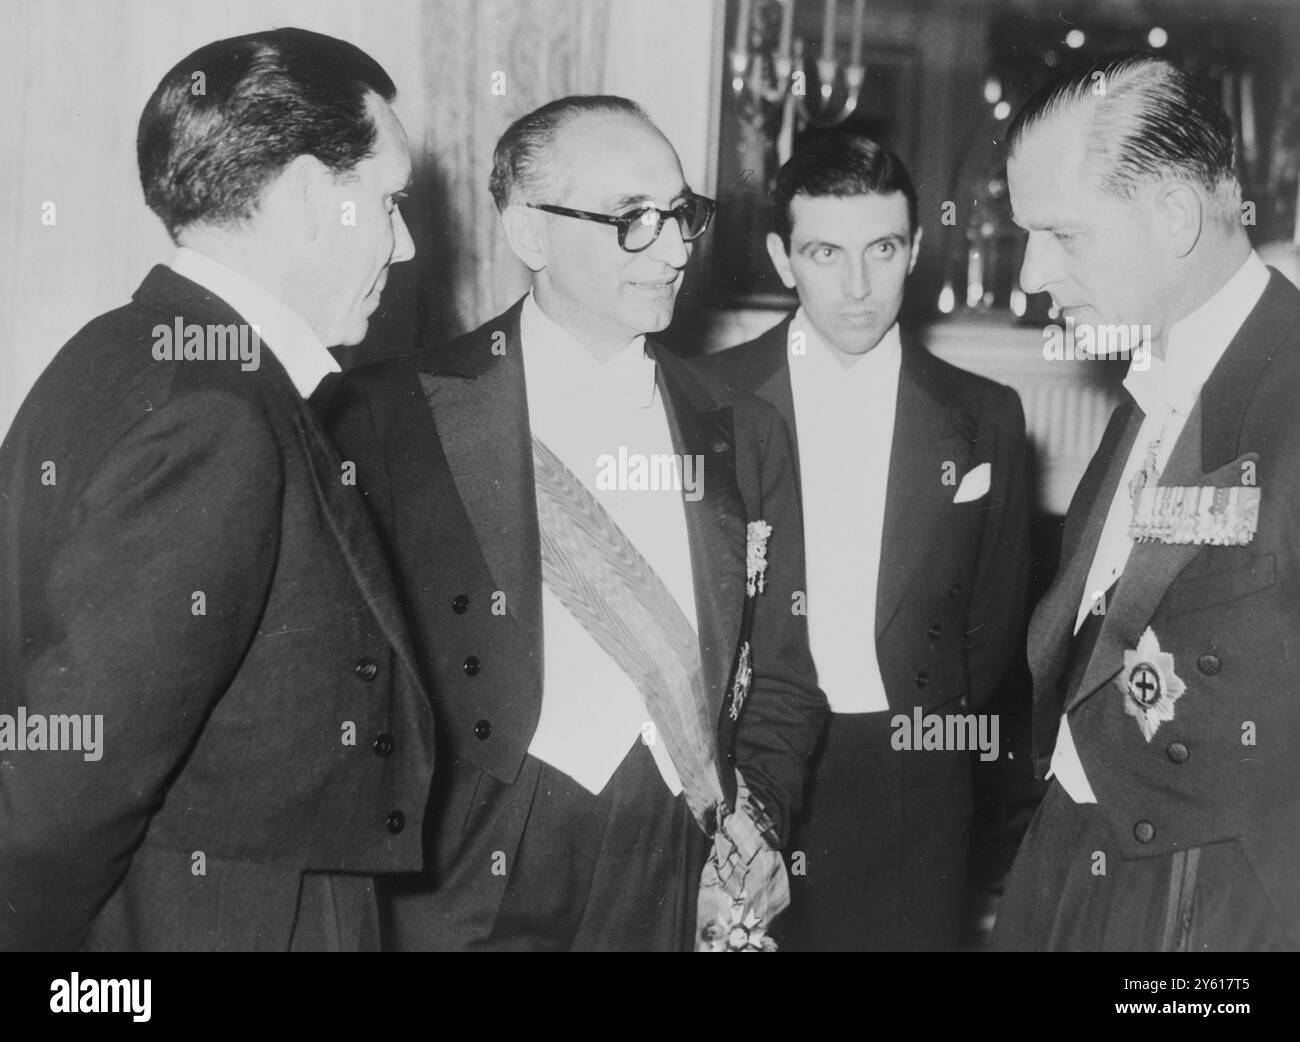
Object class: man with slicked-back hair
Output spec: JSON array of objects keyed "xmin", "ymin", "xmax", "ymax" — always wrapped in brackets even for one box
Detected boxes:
[
  {"xmin": 0, "ymin": 28, "xmax": 431, "ymax": 951},
  {"xmin": 997, "ymin": 53, "xmax": 1300, "ymax": 951}
]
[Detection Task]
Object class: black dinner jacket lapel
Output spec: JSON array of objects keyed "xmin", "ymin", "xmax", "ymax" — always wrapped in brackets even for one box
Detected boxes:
[
  {"xmin": 874, "ymin": 345, "xmax": 981, "ymax": 638},
  {"xmin": 736, "ymin": 316, "xmax": 802, "ymax": 496},
  {"xmin": 413, "ymin": 301, "xmax": 751, "ymax": 720},
  {"xmin": 416, "ymin": 298, "xmax": 545, "ymax": 661},
  {"xmin": 708, "ymin": 315, "xmax": 978, "ymax": 638},
  {"xmin": 652, "ymin": 344, "xmax": 749, "ymax": 721},
  {"xmin": 1027, "ymin": 400, "xmax": 1142, "ymax": 714},
  {"xmin": 1062, "ymin": 272, "xmax": 1291, "ymax": 712}
]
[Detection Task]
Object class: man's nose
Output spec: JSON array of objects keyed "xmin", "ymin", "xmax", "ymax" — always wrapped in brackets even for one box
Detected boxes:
[
  {"xmin": 391, "ymin": 208, "xmax": 416, "ymax": 264},
  {"xmin": 1019, "ymin": 232, "xmax": 1051, "ymax": 295},
  {"xmin": 647, "ymin": 211, "xmax": 690, "ymax": 267},
  {"xmin": 844, "ymin": 257, "xmax": 871, "ymax": 299}
]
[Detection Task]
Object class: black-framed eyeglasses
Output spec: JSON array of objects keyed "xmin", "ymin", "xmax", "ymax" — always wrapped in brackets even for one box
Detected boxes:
[{"xmin": 525, "ymin": 193, "xmax": 716, "ymax": 253}]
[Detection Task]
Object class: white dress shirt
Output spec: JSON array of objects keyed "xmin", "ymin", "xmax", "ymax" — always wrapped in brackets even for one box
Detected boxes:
[
  {"xmin": 1050, "ymin": 251, "xmax": 1270, "ymax": 802},
  {"xmin": 170, "ymin": 247, "xmax": 339, "ymax": 398},
  {"xmin": 520, "ymin": 293, "xmax": 692, "ymax": 795},
  {"xmin": 787, "ymin": 309, "xmax": 901, "ymax": 714}
]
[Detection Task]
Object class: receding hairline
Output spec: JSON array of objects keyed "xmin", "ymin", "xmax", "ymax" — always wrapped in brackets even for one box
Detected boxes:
[
  {"xmin": 548, "ymin": 109, "xmax": 673, "ymax": 164},
  {"xmin": 1006, "ymin": 103, "xmax": 1104, "ymax": 193},
  {"xmin": 1009, "ymin": 90, "xmax": 1242, "ymax": 231},
  {"xmin": 540, "ymin": 109, "xmax": 680, "ymax": 203},
  {"xmin": 1007, "ymin": 86, "xmax": 1103, "ymax": 160},
  {"xmin": 1008, "ymin": 57, "xmax": 1240, "ymax": 201}
]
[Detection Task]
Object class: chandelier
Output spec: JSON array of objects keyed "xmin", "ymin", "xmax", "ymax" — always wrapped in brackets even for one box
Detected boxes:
[{"xmin": 729, "ymin": 0, "xmax": 868, "ymax": 166}]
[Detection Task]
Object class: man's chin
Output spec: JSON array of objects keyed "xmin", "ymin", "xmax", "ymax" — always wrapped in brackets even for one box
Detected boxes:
[
  {"xmin": 627, "ymin": 301, "xmax": 677, "ymax": 336},
  {"xmin": 330, "ymin": 316, "xmax": 371, "ymax": 349},
  {"xmin": 829, "ymin": 322, "xmax": 888, "ymax": 356}
]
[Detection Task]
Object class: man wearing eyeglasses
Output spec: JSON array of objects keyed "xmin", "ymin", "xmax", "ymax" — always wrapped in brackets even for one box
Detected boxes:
[{"xmin": 325, "ymin": 95, "xmax": 825, "ymax": 951}]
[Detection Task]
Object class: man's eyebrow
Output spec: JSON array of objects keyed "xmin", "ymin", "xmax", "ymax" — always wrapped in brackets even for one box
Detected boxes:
[
  {"xmin": 796, "ymin": 232, "xmax": 906, "ymax": 252},
  {"xmin": 1011, "ymin": 211, "xmax": 1071, "ymax": 233},
  {"xmin": 607, "ymin": 193, "xmax": 652, "ymax": 210},
  {"xmin": 603, "ymin": 186, "xmax": 690, "ymax": 211}
]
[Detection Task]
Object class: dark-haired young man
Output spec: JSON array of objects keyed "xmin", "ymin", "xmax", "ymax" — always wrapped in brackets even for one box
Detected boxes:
[
  {"xmin": 700, "ymin": 135, "xmax": 1031, "ymax": 951},
  {"xmin": 997, "ymin": 54, "xmax": 1300, "ymax": 952},
  {"xmin": 327, "ymin": 95, "xmax": 825, "ymax": 951},
  {"xmin": 0, "ymin": 28, "xmax": 431, "ymax": 951}
]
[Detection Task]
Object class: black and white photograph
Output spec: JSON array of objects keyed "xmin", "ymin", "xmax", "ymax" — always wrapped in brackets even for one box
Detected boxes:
[{"xmin": 1, "ymin": 0, "xmax": 1297, "ymax": 993}]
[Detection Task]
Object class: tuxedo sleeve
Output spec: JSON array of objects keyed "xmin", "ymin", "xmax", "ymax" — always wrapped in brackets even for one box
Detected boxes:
[
  {"xmin": 966, "ymin": 384, "xmax": 1031, "ymax": 708},
  {"xmin": 733, "ymin": 407, "xmax": 827, "ymax": 846},
  {"xmin": 0, "ymin": 390, "xmax": 282, "ymax": 951}
]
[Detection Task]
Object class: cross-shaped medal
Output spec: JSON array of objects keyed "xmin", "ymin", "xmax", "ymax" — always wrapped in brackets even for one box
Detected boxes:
[{"xmin": 1128, "ymin": 436, "xmax": 1162, "ymax": 503}]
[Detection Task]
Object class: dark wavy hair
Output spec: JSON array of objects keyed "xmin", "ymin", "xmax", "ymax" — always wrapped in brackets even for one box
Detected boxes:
[
  {"xmin": 772, "ymin": 134, "xmax": 918, "ymax": 250},
  {"xmin": 137, "ymin": 27, "xmax": 396, "ymax": 239}
]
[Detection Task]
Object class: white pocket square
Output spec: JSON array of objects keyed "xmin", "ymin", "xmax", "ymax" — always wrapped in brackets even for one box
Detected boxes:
[{"xmin": 953, "ymin": 462, "xmax": 991, "ymax": 503}]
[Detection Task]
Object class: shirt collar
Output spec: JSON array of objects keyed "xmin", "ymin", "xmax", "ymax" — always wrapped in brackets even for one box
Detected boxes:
[
  {"xmin": 1123, "ymin": 250, "xmax": 1269, "ymax": 419},
  {"xmin": 791, "ymin": 307, "xmax": 903, "ymax": 377},
  {"xmin": 170, "ymin": 246, "xmax": 339, "ymax": 398},
  {"xmin": 519, "ymin": 291, "xmax": 656, "ymax": 410}
]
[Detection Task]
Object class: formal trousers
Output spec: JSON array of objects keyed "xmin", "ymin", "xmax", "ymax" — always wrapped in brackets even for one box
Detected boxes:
[
  {"xmin": 381, "ymin": 739, "xmax": 704, "ymax": 951},
  {"xmin": 994, "ymin": 778, "xmax": 1295, "ymax": 951},
  {"xmin": 779, "ymin": 710, "xmax": 973, "ymax": 951},
  {"xmin": 288, "ymin": 874, "xmax": 381, "ymax": 951}
]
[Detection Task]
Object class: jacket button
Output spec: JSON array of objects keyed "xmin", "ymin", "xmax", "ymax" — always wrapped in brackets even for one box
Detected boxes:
[
  {"xmin": 452, "ymin": 594, "xmax": 470, "ymax": 614},
  {"xmin": 474, "ymin": 719, "xmax": 492, "ymax": 740},
  {"xmin": 948, "ymin": 582, "xmax": 962, "ymax": 598},
  {"xmin": 725, "ymin": 750, "xmax": 736, "ymax": 766},
  {"xmin": 354, "ymin": 657, "xmax": 379, "ymax": 682},
  {"xmin": 927, "ymin": 623, "xmax": 942, "ymax": 640},
  {"xmin": 1133, "ymin": 820, "xmax": 1155, "ymax": 843},
  {"xmin": 1166, "ymin": 742, "xmax": 1188, "ymax": 764},
  {"xmin": 373, "ymin": 732, "xmax": 394, "ymax": 758},
  {"xmin": 914, "ymin": 671, "xmax": 929, "ymax": 689},
  {"xmin": 1197, "ymin": 653, "xmax": 1221, "ymax": 675},
  {"xmin": 463, "ymin": 655, "xmax": 481, "ymax": 676},
  {"xmin": 385, "ymin": 810, "xmax": 405, "ymax": 834}
]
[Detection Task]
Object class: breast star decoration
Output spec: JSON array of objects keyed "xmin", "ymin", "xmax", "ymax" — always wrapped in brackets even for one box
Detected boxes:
[{"xmin": 1117, "ymin": 626, "xmax": 1187, "ymax": 742}]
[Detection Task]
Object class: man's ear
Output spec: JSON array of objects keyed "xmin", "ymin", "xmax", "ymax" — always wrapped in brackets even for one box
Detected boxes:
[
  {"xmin": 907, "ymin": 226, "xmax": 923, "ymax": 274},
  {"xmin": 502, "ymin": 204, "xmax": 548, "ymax": 272},
  {"xmin": 1157, "ymin": 180, "xmax": 1203, "ymax": 259},
  {"xmin": 765, "ymin": 232, "xmax": 797, "ymax": 290},
  {"xmin": 269, "ymin": 153, "xmax": 332, "ymax": 244}
]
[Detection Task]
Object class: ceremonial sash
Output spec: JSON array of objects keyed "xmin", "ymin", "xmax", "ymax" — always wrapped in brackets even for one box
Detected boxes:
[{"xmin": 530, "ymin": 435, "xmax": 727, "ymax": 832}]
